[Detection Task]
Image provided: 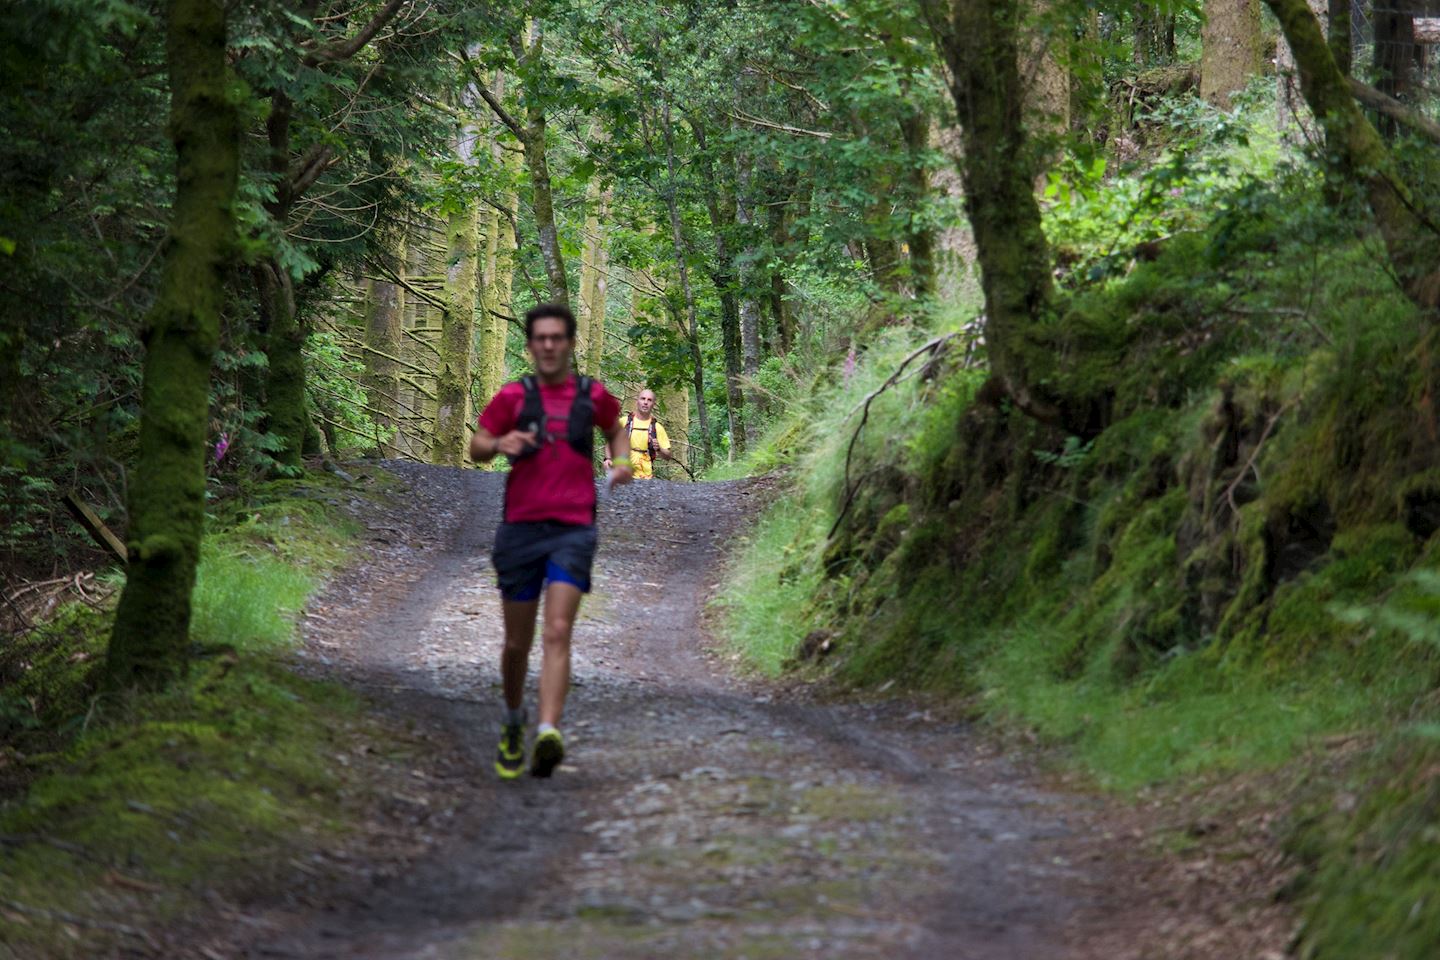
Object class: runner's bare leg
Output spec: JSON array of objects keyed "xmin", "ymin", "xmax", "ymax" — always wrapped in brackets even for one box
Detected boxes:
[
  {"xmin": 538, "ymin": 582, "xmax": 583, "ymax": 727},
  {"xmin": 500, "ymin": 599, "xmax": 540, "ymax": 712}
]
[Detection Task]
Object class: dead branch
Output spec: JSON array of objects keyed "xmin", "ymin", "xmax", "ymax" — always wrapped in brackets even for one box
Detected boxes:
[{"xmin": 827, "ymin": 333, "xmax": 956, "ymax": 541}]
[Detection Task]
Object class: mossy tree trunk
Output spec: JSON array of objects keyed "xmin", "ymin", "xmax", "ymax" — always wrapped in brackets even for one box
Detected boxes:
[
  {"xmin": 363, "ymin": 234, "xmax": 405, "ymax": 456},
  {"xmin": 260, "ymin": 258, "xmax": 308, "ymax": 471},
  {"xmin": 1326, "ymin": 0, "xmax": 1350, "ymax": 77},
  {"xmin": 922, "ymin": 0, "xmax": 1069, "ymax": 427},
  {"xmin": 480, "ymin": 203, "xmax": 516, "ymax": 401},
  {"xmin": 108, "ymin": 0, "xmax": 239, "ymax": 689},
  {"xmin": 522, "ymin": 27, "xmax": 567, "ymax": 305},
  {"xmin": 432, "ymin": 197, "xmax": 479, "ymax": 466},
  {"xmin": 477, "ymin": 84, "xmax": 517, "ymax": 408},
  {"xmin": 1265, "ymin": 0, "xmax": 1440, "ymax": 310},
  {"xmin": 764, "ymin": 176, "xmax": 797, "ymax": 354},
  {"xmin": 898, "ymin": 109, "xmax": 936, "ymax": 299},
  {"xmin": 1201, "ymin": 0, "xmax": 1265, "ymax": 108},
  {"xmin": 691, "ymin": 117, "xmax": 747, "ymax": 456},
  {"xmin": 577, "ymin": 177, "xmax": 602, "ymax": 371},
  {"xmin": 585, "ymin": 197, "xmax": 609, "ymax": 378},
  {"xmin": 734, "ymin": 153, "xmax": 764, "ymax": 421},
  {"xmin": 660, "ymin": 106, "xmax": 712, "ymax": 468},
  {"xmin": 473, "ymin": 31, "xmax": 567, "ymax": 305},
  {"xmin": 1373, "ymin": 3, "xmax": 1418, "ymax": 132}
]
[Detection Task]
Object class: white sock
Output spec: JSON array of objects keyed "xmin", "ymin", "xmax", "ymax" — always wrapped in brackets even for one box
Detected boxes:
[{"xmin": 537, "ymin": 722, "xmax": 558, "ymax": 736}]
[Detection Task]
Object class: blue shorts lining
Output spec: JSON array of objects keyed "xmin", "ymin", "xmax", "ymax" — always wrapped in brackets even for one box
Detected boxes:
[{"xmin": 504, "ymin": 558, "xmax": 589, "ymax": 602}]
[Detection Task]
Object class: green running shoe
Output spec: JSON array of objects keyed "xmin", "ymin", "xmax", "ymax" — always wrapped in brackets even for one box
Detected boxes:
[
  {"xmin": 530, "ymin": 727, "xmax": 564, "ymax": 778},
  {"xmin": 495, "ymin": 718, "xmax": 526, "ymax": 780}
]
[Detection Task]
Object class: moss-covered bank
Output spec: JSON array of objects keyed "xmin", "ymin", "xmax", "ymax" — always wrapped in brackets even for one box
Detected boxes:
[
  {"xmin": 718, "ymin": 178, "xmax": 1440, "ymax": 958},
  {"xmin": 0, "ymin": 470, "xmax": 409, "ymax": 957}
]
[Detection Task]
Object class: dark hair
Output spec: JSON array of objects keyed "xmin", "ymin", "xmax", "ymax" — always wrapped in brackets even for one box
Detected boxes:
[{"xmin": 525, "ymin": 302, "xmax": 577, "ymax": 340}]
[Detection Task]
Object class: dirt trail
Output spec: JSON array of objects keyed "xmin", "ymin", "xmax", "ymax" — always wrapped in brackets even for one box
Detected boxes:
[{"xmin": 236, "ymin": 465, "xmax": 1287, "ymax": 960}]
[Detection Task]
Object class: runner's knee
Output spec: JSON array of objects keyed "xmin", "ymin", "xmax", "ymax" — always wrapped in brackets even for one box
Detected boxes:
[{"xmin": 541, "ymin": 619, "xmax": 572, "ymax": 650}]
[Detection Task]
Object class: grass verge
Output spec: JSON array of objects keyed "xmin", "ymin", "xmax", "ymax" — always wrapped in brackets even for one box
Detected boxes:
[{"xmin": 0, "ymin": 469, "xmax": 403, "ymax": 958}]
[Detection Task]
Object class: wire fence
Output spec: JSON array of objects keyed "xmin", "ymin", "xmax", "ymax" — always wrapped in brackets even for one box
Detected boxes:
[{"xmin": 1367, "ymin": 1, "xmax": 1440, "ymax": 120}]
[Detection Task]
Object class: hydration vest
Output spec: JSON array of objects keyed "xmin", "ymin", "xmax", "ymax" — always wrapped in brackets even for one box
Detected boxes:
[
  {"xmin": 624, "ymin": 411, "xmax": 661, "ymax": 460},
  {"xmin": 507, "ymin": 374, "xmax": 595, "ymax": 464}
]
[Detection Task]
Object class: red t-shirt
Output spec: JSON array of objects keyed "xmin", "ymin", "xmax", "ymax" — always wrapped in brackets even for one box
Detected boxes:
[{"xmin": 478, "ymin": 375, "xmax": 621, "ymax": 525}]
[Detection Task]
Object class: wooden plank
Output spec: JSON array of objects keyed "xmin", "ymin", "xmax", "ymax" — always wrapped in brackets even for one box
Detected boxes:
[{"xmin": 62, "ymin": 492, "xmax": 128, "ymax": 565}]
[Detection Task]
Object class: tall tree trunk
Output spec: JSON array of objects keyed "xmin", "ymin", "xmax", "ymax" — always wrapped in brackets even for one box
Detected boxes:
[
  {"xmin": 863, "ymin": 229, "xmax": 904, "ymax": 298},
  {"xmin": 923, "ymin": 0, "xmax": 1069, "ymax": 427},
  {"xmin": 1326, "ymin": 0, "xmax": 1350, "ymax": 77},
  {"xmin": 257, "ymin": 85, "xmax": 310, "ymax": 471},
  {"xmin": 476, "ymin": 202, "xmax": 508, "ymax": 406},
  {"xmin": 764, "ymin": 173, "xmax": 798, "ymax": 354},
  {"xmin": 478, "ymin": 97, "xmax": 518, "ymax": 407},
  {"xmin": 660, "ymin": 105, "xmax": 712, "ymax": 467},
  {"xmin": 691, "ymin": 118, "xmax": 747, "ymax": 455},
  {"xmin": 1201, "ymin": 0, "xmax": 1265, "ymax": 108},
  {"xmin": 634, "ymin": 259, "xmax": 692, "ymax": 476},
  {"xmin": 586, "ymin": 197, "xmax": 609, "ymax": 377},
  {"xmin": 734, "ymin": 154, "xmax": 764, "ymax": 422},
  {"xmin": 1372, "ymin": 3, "xmax": 1418, "ymax": 138},
  {"xmin": 260, "ymin": 260, "xmax": 307, "ymax": 471},
  {"xmin": 520, "ymin": 27, "xmax": 568, "ymax": 304},
  {"xmin": 898, "ymin": 110, "xmax": 937, "ymax": 298},
  {"xmin": 1265, "ymin": 0, "xmax": 1440, "ymax": 309},
  {"xmin": 108, "ymin": 0, "xmax": 238, "ymax": 688},
  {"xmin": 1021, "ymin": 0, "xmax": 1070, "ymax": 149},
  {"xmin": 432, "ymin": 197, "xmax": 479, "ymax": 466},
  {"xmin": 577, "ymin": 177, "xmax": 602, "ymax": 371},
  {"xmin": 1274, "ymin": 0, "xmax": 1326, "ymax": 136},
  {"xmin": 363, "ymin": 234, "xmax": 405, "ymax": 456}
]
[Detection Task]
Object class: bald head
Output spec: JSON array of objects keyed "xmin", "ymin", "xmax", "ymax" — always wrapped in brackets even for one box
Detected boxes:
[{"xmin": 636, "ymin": 390, "xmax": 656, "ymax": 416}]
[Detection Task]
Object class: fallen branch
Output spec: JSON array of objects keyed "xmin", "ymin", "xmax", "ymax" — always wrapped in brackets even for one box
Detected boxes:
[
  {"xmin": 1220, "ymin": 400, "xmax": 1295, "ymax": 526},
  {"xmin": 828, "ymin": 333, "xmax": 956, "ymax": 541}
]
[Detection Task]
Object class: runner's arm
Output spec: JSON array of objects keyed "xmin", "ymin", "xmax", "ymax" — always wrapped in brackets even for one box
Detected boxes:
[{"xmin": 603, "ymin": 420, "xmax": 633, "ymax": 484}]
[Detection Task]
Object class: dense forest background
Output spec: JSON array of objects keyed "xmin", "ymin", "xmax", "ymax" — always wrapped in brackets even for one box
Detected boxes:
[{"xmin": 5, "ymin": 0, "xmax": 1440, "ymax": 956}]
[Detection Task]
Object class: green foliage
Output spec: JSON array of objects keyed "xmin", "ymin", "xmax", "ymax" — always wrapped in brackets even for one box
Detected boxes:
[
  {"xmin": 0, "ymin": 478, "xmax": 385, "ymax": 955},
  {"xmin": 1044, "ymin": 89, "xmax": 1283, "ymax": 282},
  {"xmin": 719, "ymin": 107, "xmax": 1440, "ymax": 954},
  {"xmin": 715, "ymin": 498, "xmax": 823, "ymax": 676}
]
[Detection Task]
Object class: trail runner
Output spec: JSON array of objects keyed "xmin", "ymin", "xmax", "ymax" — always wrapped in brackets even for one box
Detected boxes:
[
  {"xmin": 469, "ymin": 303, "xmax": 632, "ymax": 779},
  {"xmin": 604, "ymin": 388, "xmax": 674, "ymax": 480}
]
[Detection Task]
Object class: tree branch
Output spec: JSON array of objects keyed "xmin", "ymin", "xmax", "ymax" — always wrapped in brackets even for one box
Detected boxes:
[
  {"xmin": 290, "ymin": 144, "xmax": 337, "ymax": 201},
  {"xmin": 1348, "ymin": 77, "xmax": 1440, "ymax": 146},
  {"xmin": 460, "ymin": 54, "xmax": 525, "ymax": 140},
  {"xmin": 726, "ymin": 109, "xmax": 832, "ymax": 140},
  {"xmin": 304, "ymin": 0, "xmax": 408, "ymax": 66}
]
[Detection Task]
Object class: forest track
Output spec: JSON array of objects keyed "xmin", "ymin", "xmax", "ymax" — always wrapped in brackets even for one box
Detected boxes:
[{"xmin": 233, "ymin": 464, "xmax": 1290, "ymax": 960}]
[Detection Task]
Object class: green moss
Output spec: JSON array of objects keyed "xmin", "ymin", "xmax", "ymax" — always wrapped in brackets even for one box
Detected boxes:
[{"xmin": 0, "ymin": 474, "xmax": 399, "ymax": 955}]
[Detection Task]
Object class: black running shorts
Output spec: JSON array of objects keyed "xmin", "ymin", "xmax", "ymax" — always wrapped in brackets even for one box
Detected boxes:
[{"xmin": 491, "ymin": 521, "xmax": 598, "ymax": 601}]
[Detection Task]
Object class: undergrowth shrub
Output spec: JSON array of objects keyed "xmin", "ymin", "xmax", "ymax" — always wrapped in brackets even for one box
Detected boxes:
[
  {"xmin": 720, "ymin": 115, "xmax": 1440, "ymax": 959},
  {"xmin": 0, "ymin": 471, "xmax": 385, "ymax": 955}
]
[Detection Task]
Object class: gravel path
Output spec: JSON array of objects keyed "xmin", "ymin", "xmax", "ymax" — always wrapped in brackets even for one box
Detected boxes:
[{"xmin": 234, "ymin": 465, "xmax": 1288, "ymax": 960}]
